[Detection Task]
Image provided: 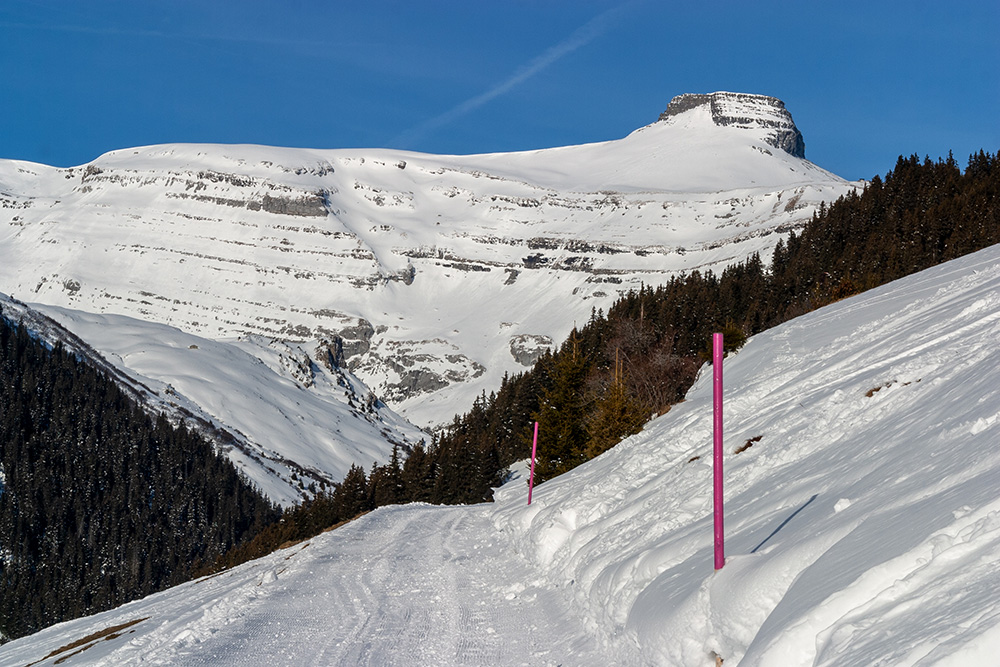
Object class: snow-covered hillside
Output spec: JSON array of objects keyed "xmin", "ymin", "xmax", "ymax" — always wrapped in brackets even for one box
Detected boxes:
[
  {"xmin": 4, "ymin": 241, "xmax": 999, "ymax": 666},
  {"xmin": 493, "ymin": 244, "xmax": 1000, "ymax": 665},
  {"xmin": 0, "ymin": 92, "xmax": 857, "ymax": 428},
  {"xmin": 0, "ymin": 294, "xmax": 426, "ymax": 506}
]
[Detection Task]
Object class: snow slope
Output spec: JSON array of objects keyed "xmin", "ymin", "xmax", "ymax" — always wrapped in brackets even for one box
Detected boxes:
[
  {"xmin": 494, "ymin": 243, "xmax": 1000, "ymax": 665},
  {"xmin": 3, "ymin": 242, "xmax": 1000, "ymax": 664},
  {"xmin": 0, "ymin": 294, "xmax": 426, "ymax": 506},
  {"xmin": 0, "ymin": 92, "xmax": 857, "ymax": 427},
  {"xmin": 0, "ymin": 504, "xmax": 621, "ymax": 666}
]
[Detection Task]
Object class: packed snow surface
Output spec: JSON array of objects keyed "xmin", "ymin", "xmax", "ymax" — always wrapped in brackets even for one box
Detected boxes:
[{"xmin": 5, "ymin": 239, "xmax": 1000, "ymax": 664}]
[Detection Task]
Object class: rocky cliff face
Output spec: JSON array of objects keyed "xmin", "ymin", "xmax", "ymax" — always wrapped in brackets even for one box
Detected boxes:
[
  {"xmin": 0, "ymin": 93, "xmax": 855, "ymax": 427},
  {"xmin": 659, "ymin": 91, "xmax": 806, "ymax": 158}
]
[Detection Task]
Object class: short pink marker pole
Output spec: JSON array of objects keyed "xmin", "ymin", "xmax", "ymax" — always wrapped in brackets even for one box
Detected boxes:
[
  {"xmin": 528, "ymin": 421, "xmax": 539, "ymax": 505},
  {"xmin": 713, "ymin": 333, "xmax": 725, "ymax": 570}
]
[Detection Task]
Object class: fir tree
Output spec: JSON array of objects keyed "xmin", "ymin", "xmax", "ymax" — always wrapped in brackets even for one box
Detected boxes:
[
  {"xmin": 533, "ymin": 330, "xmax": 591, "ymax": 481},
  {"xmin": 585, "ymin": 351, "xmax": 648, "ymax": 459}
]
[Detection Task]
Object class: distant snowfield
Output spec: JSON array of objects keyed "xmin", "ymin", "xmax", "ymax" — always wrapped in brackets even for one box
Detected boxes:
[
  {"xmin": 5, "ymin": 241, "xmax": 1000, "ymax": 663},
  {"xmin": 0, "ymin": 93, "xmax": 865, "ymax": 506}
]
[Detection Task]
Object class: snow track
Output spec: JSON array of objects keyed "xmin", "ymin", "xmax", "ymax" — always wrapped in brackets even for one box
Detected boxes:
[{"xmin": 2, "ymin": 505, "xmax": 619, "ymax": 666}]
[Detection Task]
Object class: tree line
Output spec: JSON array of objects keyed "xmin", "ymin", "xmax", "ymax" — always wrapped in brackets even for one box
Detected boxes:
[
  {"xmin": 3, "ymin": 150, "xmax": 997, "ymax": 638},
  {"xmin": 0, "ymin": 316, "xmax": 279, "ymax": 640},
  {"xmin": 388, "ymin": 150, "xmax": 1000, "ymax": 490}
]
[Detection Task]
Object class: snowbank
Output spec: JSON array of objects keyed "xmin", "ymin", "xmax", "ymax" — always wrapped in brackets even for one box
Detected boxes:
[{"xmin": 494, "ymin": 243, "xmax": 1000, "ymax": 665}]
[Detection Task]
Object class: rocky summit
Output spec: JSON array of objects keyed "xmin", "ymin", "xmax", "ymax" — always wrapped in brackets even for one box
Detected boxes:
[{"xmin": 659, "ymin": 91, "xmax": 806, "ymax": 158}]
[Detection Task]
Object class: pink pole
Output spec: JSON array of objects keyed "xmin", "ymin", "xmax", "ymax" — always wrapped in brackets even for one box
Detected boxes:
[
  {"xmin": 528, "ymin": 421, "xmax": 539, "ymax": 505},
  {"xmin": 713, "ymin": 333, "xmax": 725, "ymax": 570}
]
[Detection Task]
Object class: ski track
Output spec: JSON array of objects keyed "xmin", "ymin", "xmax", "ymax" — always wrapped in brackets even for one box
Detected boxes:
[{"xmin": 46, "ymin": 504, "xmax": 614, "ymax": 666}]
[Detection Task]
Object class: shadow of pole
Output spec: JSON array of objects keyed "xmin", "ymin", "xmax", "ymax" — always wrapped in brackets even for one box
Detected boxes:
[{"xmin": 751, "ymin": 494, "xmax": 819, "ymax": 554}]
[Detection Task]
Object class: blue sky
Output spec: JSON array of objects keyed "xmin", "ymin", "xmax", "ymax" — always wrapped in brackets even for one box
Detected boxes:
[{"xmin": 1, "ymin": 1, "xmax": 996, "ymax": 180}]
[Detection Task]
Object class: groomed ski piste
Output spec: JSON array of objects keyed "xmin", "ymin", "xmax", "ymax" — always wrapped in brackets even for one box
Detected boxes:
[{"xmin": 3, "ymin": 244, "xmax": 1000, "ymax": 665}]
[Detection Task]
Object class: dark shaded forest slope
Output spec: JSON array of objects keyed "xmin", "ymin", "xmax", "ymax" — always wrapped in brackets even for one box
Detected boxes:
[{"xmin": 0, "ymin": 315, "xmax": 278, "ymax": 640}]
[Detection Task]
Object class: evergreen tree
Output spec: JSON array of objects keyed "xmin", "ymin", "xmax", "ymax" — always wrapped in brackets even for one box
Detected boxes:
[
  {"xmin": 533, "ymin": 331, "xmax": 591, "ymax": 480},
  {"xmin": 0, "ymin": 316, "xmax": 278, "ymax": 640},
  {"xmin": 333, "ymin": 464, "xmax": 370, "ymax": 519},
  {"xmin": 212, "ymin": 148, "xmax": 1000, "ymax": 578},
  {"xmin": 369, "ymin": 445, "xmax": 404, "ymax": 507},
  {"xmin": 408, "ymin": 150, "xmax": 1000, "ymax": 493},
  {"xmin": 585, "ymin": 352, "xmax": 648, "ymax": 459}
]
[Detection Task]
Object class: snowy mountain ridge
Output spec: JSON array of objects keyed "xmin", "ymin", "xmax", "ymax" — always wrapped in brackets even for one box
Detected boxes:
[
  {"xmin": 3, "ymin": 238, "xmax": 999, "ymax": 666},
  {"xmin": 0, "ymin": 93, "xmax": 858, "ymax": 431}
]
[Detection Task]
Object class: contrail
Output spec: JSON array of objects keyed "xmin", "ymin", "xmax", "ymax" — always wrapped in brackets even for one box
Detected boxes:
[
  {"xmin": 388, "ymin": 3, "xmax": 634, "ymax": 150},
  {"xmin": 0, "ymin": 20, "xmax": 173, "ymax": 39},
  {"xmin": 0, "ymin": 19, "xmax": 337, "ymax": 50}
]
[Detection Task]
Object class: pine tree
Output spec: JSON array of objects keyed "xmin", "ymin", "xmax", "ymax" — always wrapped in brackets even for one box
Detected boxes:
[
  {"xmin": 533, "ymin": 330, "xmax": 590, "ymax": 481},
  {"xmin": 585, "ymin": 350, "xmax": 648, "ymax": 459},
  {"xmin": 370, "ymin": 445, "xmax": 404, "ymax": 507},
  {"xmin": 0, "ymin": 315, "xmax": 277, "ymax": 639},
  {"xmin": 333, "ymin": 464, "xmax": 370, "ymax": 518}
]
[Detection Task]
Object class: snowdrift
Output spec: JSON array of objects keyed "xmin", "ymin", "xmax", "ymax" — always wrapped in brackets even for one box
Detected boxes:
[{"xmin": 494, "ymin": 243, "xmax": 1000, "ymax": 665}]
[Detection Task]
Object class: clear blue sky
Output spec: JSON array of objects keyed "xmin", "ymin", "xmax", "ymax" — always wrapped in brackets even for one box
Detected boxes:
[{"xmin": 2, "ymin": 0, "xmax": 997, "ymax": 181}]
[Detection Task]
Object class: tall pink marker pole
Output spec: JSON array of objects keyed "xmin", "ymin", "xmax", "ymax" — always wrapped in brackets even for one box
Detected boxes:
[
  {"xmin": 713, "ymin": 333, "xmax": 725, "ymax": 570},
  {"xmin": 528, "ymin": 421, "xmax": 539, "ymax": 505}
]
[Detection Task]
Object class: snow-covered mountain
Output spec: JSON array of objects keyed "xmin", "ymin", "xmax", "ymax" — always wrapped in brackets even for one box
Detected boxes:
[
  {"xmin": 0, "ymin": 92, "xmax": 858, "ymax": 430},
  {"xmin": 3, "ymin": 238, "xmax": 999, "ymax": 666}
]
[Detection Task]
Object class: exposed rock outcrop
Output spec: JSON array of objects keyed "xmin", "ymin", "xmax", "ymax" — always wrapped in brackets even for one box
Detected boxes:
[
  {"xmin": 659, "ymin": 92, "xmax": 806, "ymax": 158},
  {"xmin": 509, "ymin": 334, "xmax": 553, "ymax": 366},
  {"xmin": 0, "ymin": 97, "xmax": 855, "ymax": 426}
]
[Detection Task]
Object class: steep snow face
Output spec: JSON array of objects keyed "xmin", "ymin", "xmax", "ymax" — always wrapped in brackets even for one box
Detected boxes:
[
  {"xmin": 3, "ymin": 245, "xmax": 1000, "ymax": 665},
  {"xmin": 0, "ymin": 293, "xmax": 426, "ymax": 506},
  {"xmin": 0, "ymin": 94, "xmax": 857, "ymax": 426}
]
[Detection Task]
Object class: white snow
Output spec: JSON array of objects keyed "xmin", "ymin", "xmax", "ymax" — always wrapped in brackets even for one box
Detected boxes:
[
  {"xmin": 0, "ymin": 97, "xmax": 858, "ymax": 429},
  {"xmin": 494, "ymin": 243, "xmax": 1000, "ymax": 665},
  {"xmin": 0, "ymin": 93, "xmax": 861, "ymax": 511},
  {"xmin": 4, "ymin": 240, "xmax": 1000, "ymax": 665}
]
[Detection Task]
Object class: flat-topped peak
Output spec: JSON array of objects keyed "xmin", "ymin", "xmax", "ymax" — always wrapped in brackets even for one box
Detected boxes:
[{"xmin": 658, "ymin": 92, "xmax": 806, "ymax": 158}]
